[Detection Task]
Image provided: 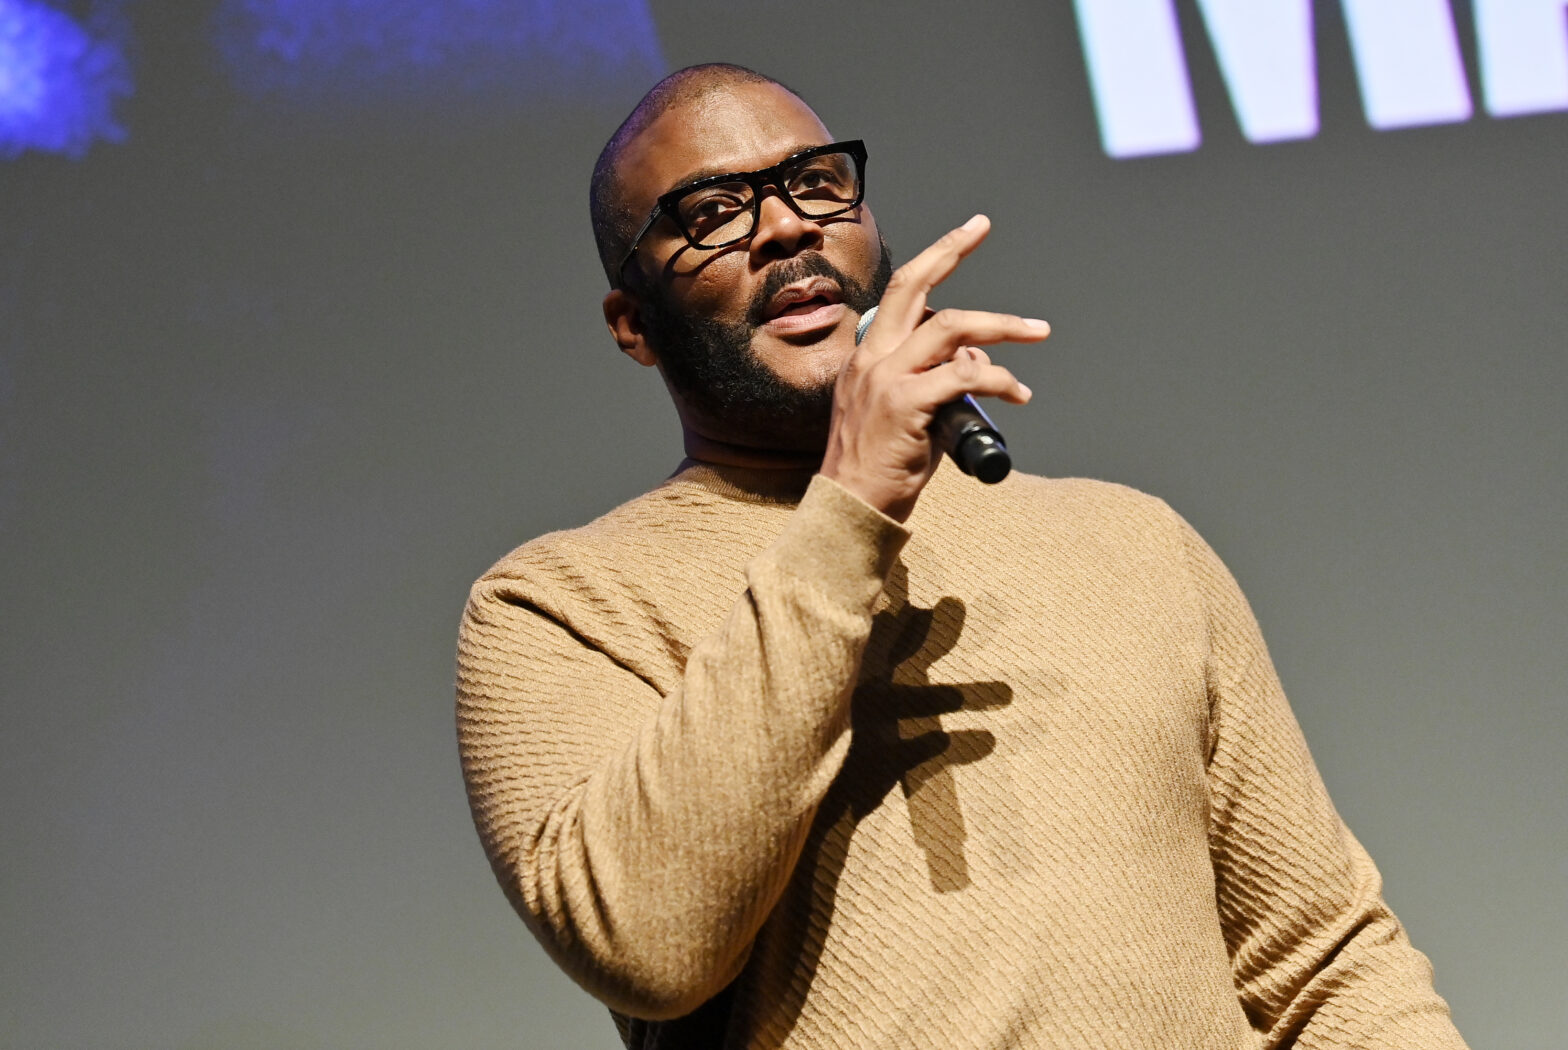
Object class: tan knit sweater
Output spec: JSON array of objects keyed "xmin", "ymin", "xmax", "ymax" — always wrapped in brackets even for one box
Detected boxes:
[{"xmin": 456, "ymin": 459, "xmax": 1464, "ymax": 1050}]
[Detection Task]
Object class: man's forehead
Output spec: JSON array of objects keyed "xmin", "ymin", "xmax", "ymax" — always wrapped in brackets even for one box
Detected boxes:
[{"xmin": 618, "ymin": 82, "xmax": 833, "ymax": 207}]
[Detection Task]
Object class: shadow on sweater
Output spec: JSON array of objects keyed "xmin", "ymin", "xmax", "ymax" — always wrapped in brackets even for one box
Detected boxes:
[
  {"xmin": 863, "ymin": 567, "xmax": 1015, "ymax": 895},
  {"xmin": 748, "ymin": 560, "xmax": 1018, "ymax": 1042},
  {"xmin": 629, "ymin": 563, "xmax": 1021, "ymax": 1049}
]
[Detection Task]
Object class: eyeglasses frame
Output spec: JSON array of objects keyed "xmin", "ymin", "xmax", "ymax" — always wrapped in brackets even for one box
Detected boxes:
[{"xmin": 614, "ymin": 139, "xmax": 868, "ymax": 288}]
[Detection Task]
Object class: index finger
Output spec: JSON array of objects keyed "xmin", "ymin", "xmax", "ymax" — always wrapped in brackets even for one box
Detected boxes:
[{"xmin": 862, "ymin": 214, "xmax": 991, "ymax": 349}]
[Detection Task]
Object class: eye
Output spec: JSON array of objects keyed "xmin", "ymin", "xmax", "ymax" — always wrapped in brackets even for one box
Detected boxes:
[
  {"xmin": 677, "ymin": 183, "xmax": 750, "ymax": 237},
  {"xmin": 787, "ymin": 156, "xmax": 856, "ymax": 201}
]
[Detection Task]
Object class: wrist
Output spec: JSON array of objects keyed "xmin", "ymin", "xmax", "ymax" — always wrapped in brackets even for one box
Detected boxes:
[
  {"xmin": 768, "ymin": 474, "xmax": 911, "ymax": 603},
  {"xmin": 818, "ymin": 461, "xmax": 919, "ymax": 523}
]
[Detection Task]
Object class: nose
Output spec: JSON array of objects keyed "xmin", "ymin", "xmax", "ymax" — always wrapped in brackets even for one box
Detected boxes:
[{"xmin": 747, "ymin": 188, "xmax": 825, "ymax": 264}]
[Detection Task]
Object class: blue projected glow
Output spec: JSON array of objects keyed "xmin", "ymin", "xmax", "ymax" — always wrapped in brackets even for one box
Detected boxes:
[
  {"xmin": 0, "ymin": 0, "xmax": 130, "ymax": 159},
  {"xmin": 214, "ymin": 0, "xmax": 665, "ymax": 108}
]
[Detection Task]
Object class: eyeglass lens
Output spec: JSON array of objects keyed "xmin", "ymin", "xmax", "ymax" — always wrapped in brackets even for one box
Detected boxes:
[{"xmin": 673, "ymin": 151, "xmax": 861, "ymax": 248}]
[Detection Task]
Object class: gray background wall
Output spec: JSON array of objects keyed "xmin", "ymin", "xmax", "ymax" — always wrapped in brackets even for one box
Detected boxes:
[{"xmin": 2, "ymin": 2, "xmax": 1563, "ymax": 1047}]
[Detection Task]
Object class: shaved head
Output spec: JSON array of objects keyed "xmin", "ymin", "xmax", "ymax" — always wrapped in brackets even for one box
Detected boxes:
[{"xmin": 589, "ymin": 63, "xmax": 806, "ymax": 286}]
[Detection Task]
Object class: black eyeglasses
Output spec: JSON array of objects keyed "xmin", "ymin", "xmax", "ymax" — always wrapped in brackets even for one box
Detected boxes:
[{"xmin": 615, "ymin": 139, "xmax": 867, "ymax": 287}]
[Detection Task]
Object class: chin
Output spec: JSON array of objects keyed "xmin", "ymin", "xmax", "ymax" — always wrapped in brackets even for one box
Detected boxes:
[{"xmin": 754, "ymin": 329, "xmax": 855, "ymax": 388}]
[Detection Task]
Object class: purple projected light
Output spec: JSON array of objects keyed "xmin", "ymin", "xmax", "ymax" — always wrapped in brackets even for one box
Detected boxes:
[
  {"xmin": 214, "ymin": 0, "xmax": 665, "ymax": 109},
  {"xmin": 0, "ymin": 0, "xmax": 130, "ymax": 159}
]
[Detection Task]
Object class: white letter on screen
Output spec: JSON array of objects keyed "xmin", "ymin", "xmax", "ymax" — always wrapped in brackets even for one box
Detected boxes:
[
  {"xmin": 1194, "ymin": 0, "xmax": 1319, "ymax": 142},
  {"xmin": 1475, "ymin": 0, "xmax": 1568, "ymax": 117},
  {"xmin": 1072, "ymin": 0, "xmax": 1201, "ymax": 157},
  {"xmin": 1342, "ymin": 0, "xmax": 1472, "ymax": 128}
]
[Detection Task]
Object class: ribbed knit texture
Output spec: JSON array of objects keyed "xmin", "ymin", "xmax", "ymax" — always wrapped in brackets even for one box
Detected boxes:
[{"xmin": 456, "ymin": 459, "xmax": 1465, "ymax": 1050}]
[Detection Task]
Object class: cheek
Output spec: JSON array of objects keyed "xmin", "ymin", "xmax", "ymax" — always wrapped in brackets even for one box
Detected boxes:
[
  {"xmin": 828, "ymin": 218, "xmax": 881, "ymax": 274},
  {"xmin": 666, "ymin": 246, "xmax": 754, "ymax": 313}
]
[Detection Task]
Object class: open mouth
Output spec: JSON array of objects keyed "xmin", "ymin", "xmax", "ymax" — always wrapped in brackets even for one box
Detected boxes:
[
  {"xmin": 760, "ymin": 276, "xmax": 847, "ymax": 333},
  {"xmin": 774, "ymin": 294, "xmax": 836, "ymax": 317}
]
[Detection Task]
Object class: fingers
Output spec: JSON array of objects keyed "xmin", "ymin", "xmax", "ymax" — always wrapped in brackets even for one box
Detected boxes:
[
  {"xmin": 857, "ymin": 215, "xmax": 1049, "ymax": 374},
  {"xmin": 865, "ymin": 214, "xmax": 993, "ymax": 343},
  {"xmin": 888, "ymin": 308, "xmax": 1051, "ymax": 372},
  {"xmin": 820, "ymin": 213, "xmax": 1046, "ymax": 519},
  {"xmin": 958, "ymin": 345, "xmax": 991, "ymax": 368},
  {"xmin": 912, "ymin": 353, "xmax": 1033, "ymax": 409}
]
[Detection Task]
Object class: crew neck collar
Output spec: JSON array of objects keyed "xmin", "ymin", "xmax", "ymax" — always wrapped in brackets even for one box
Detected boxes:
[{"xmin": 667, "ymin": 458, "xmax": 817, "ymax": 505}]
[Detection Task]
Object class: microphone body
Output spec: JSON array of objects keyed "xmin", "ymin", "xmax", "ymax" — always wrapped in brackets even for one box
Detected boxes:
[{"xmin": 855, "ymin": 306, "xmax": 1012, "ymax": 484}]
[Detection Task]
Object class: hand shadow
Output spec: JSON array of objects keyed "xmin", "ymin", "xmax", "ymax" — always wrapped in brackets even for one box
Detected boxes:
[
  {"xmin": 852, "ymin": 574, "xmax": 1013, "ymax": 893},
  {"xmin": 626, "ymin": 565, "xmax": 1015, "ymax": 1049},
  {"xmin": 731, "ymin": 561, "xmax": 1020, "ymax": 1045}
]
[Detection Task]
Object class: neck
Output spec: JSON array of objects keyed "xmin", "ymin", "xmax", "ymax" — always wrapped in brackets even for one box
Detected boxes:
[{"xmin": 681, "ymin": 426, "xmax": 823, "ymax": 473}]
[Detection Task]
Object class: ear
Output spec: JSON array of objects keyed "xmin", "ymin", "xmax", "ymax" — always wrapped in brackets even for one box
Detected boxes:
[{"xmin": 603, "ymin": 289, "xmax": 658, "ymax": 368}]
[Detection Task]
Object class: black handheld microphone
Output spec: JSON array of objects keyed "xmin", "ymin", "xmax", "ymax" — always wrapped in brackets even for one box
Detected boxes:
[{"xmin": 855, "ymin": 305, "xmax": 1012, "ymax": 484}]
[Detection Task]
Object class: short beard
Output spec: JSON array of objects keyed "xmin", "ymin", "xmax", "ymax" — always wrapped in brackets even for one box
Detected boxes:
[{"xmin": 637, "ymin": 239, "xmax": 894, "ymax": 452}]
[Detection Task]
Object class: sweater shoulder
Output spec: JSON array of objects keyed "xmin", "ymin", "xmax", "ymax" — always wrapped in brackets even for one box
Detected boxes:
[
  {"xmin": 953, "ymin": 470, "xmax": 1188, "ymax": 549},
  {"xmin": 479, "ymin": 477, "xmax": 748, "ymax": 579},
  {"xmin": 466, "ymin": 474, "xmax": 791, "ymax": 635},
  {"xmin": 1004, "ymin": 472, "xmax": 1177, "ymax": 518}
]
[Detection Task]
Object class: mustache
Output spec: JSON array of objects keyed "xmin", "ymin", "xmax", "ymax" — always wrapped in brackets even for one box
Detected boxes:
[{"xmin": 745, "ymin": 253, "xmax": 855, "ymax": 327}]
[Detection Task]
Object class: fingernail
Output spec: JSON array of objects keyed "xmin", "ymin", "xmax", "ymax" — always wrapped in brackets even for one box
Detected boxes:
[
  {"xmin": 1024, "ymin": 318, "xmax": 1050, "ymax": 330},
  {"xmin": 961, "ymin": 214, "xmax": 986, "ymax": 231},
  {"xmin": 1019, "ymin": 384, "xmax": 1033, "ymax": 400}
]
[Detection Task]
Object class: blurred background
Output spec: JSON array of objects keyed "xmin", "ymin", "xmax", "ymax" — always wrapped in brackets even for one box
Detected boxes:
[{"xmin": 2, "ymin": 1, "xmax": 1563, "ymax": 1046}]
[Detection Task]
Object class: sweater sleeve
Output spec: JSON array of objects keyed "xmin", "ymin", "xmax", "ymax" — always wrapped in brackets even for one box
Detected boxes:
[
  {"xmin": 1177, "ymin": 517, "xmax": 1467, "ymax": 1049},
  {"xmin": 456, "ymin": 475, "xmax": 907, "ymax": 1021}
]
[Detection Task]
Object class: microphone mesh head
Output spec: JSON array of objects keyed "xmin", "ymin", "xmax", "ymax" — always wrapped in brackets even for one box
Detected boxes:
[{"xmin": 854, "ymin": 305, "xmax": 878, "ymax": 345}]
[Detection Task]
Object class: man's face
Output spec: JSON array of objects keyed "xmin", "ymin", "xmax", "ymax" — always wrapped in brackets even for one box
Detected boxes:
[{"xmin": 614, "ymin": 82, "xmax": 890, "ymax": 449}]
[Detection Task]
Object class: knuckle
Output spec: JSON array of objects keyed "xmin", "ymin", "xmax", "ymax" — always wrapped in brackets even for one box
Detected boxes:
[
  {"xmin": 884, "ymin": 374, "xmax": 918, "ymax": 409},
  {"xmin": 985, "ymin": 366, "xmax": 1019, "ymax": 391},
  {"xmin": 929, "ymin": 308, "xmax": 965, "ymax": 332},
  {"xmin": 856, "ymin": 356, "xmax": 891, "ymax": 394}
]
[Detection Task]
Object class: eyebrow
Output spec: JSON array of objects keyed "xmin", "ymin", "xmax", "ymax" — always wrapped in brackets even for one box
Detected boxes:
[{"xmin": 665, "ymin": 142, "xmax": 827, "ymax": 194}]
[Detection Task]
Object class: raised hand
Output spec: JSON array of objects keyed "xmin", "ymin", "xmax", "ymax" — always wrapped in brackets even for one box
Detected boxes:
[{"xmin": 820, "ymin": 215, "xmax": 1050, "ymax": 521}]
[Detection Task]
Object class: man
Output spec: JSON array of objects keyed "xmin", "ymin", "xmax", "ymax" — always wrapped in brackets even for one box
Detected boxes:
[{"xmin": 456, "ymin": 64, "xmax": 1466, "ymax": 1049}]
